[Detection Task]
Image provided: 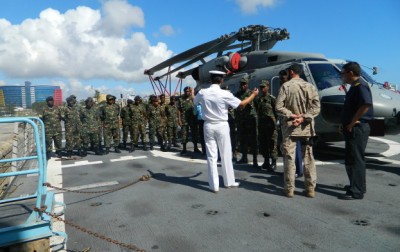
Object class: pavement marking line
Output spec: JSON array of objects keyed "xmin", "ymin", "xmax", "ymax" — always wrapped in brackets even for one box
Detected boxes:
[
  {"xmin": 61, "ymin": 160, "xmax": 103, "ymax": 168},
  {"xmin": 370, "ymin": 136, "xmax": 400, "ymax": 157},
  {"xmin": 151, "ymin": 150, "xmax": 343, "ymax": 166},
  {"xmin": 110, "ymin": 155, "xmax": 147, "ymax": 162},
  {"xmin": 50, "ymin": 181, "xmax": 120, "ymax": 193},
  {"xmin": 47, "ymin": 157, "xmax": 66, "ymax": 251}
]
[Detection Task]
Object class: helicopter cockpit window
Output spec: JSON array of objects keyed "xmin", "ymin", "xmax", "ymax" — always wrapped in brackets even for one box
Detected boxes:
[{"xmin": 308, "ymin": 63, "xmax": 343, "ymax": 90}]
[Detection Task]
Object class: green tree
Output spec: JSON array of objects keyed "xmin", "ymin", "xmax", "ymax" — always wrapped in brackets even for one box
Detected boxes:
[{"xmin": 31, "ymin": 101, "xmax": 47, "ymax": 115}]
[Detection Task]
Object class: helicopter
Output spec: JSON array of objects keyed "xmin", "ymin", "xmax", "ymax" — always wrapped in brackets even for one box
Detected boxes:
[{"xmin": 144, "ymin": 25, "xmax": 400, "ymax": 141}]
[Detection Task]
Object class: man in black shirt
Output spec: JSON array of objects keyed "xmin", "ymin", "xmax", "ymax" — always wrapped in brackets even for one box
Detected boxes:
[{"xmin": 339, "ymin": 62, "xmax": 373, "ymax": 200}]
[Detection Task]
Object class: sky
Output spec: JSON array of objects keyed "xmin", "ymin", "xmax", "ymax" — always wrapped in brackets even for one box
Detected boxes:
[{"xmin": 0, "ymin": 0, "xmax": 399, "ymax": 100}]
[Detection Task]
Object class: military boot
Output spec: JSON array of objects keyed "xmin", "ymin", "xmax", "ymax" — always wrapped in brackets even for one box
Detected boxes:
[
  {"xmin": 193, "ymin": 143, "xmax": 201, "ymax": 154},
  {"xmin": 95, "ymin": 149, "xmax": 103, "ymax": 155},
  {"xmin": 66, "ymin": 150, "xmax": 73, "ymax": 158},
  {"xmin": 104, "ymin": 148, "xmax": 110, "ymax": 155},
  {"xmin": 180, "ymin": 143, "xmax": 187, "ymax": 154},
  {"xmin": 123, "ymin": 141, "xmax": 127, "ymax": 149},
  {"xmin": 142, "ymin": 143, "xmax": 147, "ymax": 151},
  {"xmin": 149, "ymin": 144, "xmax": 154, "ymax": 150},
  {"xmin": 173, "ymin": 142, "xmax": 181, "ymax": 148},
  {"xmin": 253, "ymin": 156, "xmax": 260, "ymax": 168},
  {"xmin": 262, "ymin": 158, "xmax": 270, "ymax": 170},
  {"xmin": 269, "ymin": 159, "xmax": 277, "ymax": 171},
  {"xmin": 166, "ymin": 143, "xmax": 172, "ymax": 151},
  {"xmin": 55, "ymin": 150, "xmax": 62, "ymax": 158},
  {"xmin": 237, "ymin": 155, "xmax": 248, "ymax": 164},
  {"xmin": 79, "ymin": 148, "xmax": 87, "ymax": 157},
  {"xmin": 115, "ymin": 147, "xmax": 121, "ymax": 153},
  {"xmin": 46, "ymin": 151, "xmax": 51, "ymax": 160},
  {"xmin": 129, "ymin": 143, "xmax": 135, "ymax": 153}
]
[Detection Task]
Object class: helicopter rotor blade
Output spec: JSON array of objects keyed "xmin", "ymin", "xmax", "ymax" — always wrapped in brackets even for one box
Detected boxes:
[
  {"xmin": 145, "ymin": 38, "xmax": 222, "ymax": 76},
  {"xmin": 155, "ymin": 32, "xmax": 241, "ymax": 79}
]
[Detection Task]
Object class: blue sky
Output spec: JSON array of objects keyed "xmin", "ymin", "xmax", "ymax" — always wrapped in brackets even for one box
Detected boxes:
[{"xmin": 0, "ymin": 0, "xmax": 399, "ymax": 99}]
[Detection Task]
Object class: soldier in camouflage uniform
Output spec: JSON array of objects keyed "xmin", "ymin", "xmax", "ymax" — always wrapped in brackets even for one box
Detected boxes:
[
  {"xmin": 80, "ymin": 97, "xmax": 103, "ymax": 155},
  {"xmin": 235, "ymin": 77, "xmax": 259, "ymax": 167},
  {"xmin": 121, "ymin": 99, "xmax": 133, "ymax": 149},
  {"xmin": 63, "ymin": 95, "xmax": 84, "ymax": 157},
  {"xmin": 129, "ymin": 96, "xmax": 148, "ymax": 152},
  {"xmin": 178, "ymin": 86, "xmax": 200, "ymax": 154},
  {"xmin": 147, "ymin": 95, "xmax": 166, "ymax": 151},
  {"xmin": 101, "ymin": 94, "xmax": 121, "ymax": 154},
  {"xmin": 41, "ymin": 96, "xmax": 62, "ymax": 159},
  {"xmin": 165, "ymin": 96, "xmax": 180, "ymax": 150},
  {"xmin": 275, "ymin": 63, "xmax": 320, "ymax": 198},
  {"xmin": 257, "ymin": 80, "xmax": 278, "ymax": 171},
  {"xmin": 159, "ymin": 94, "xmax": 168, "ymax": 146}
]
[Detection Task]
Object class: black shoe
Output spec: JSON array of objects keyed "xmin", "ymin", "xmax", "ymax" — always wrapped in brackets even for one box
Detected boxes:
[
  {"xmin": 150, "ymin": 145, "xmax": 154, "ymax": 151},
  {"xmin": 142, "ymin": 145, "xmax": 147, "ymax": 151},
  {"xmin": 122, "ymin": 142, "xmax": 127, "ymax": 149},
  {"xmin": 104, "ymin": 148, "xmax": 110, "ymax": 155},
  {"xmin": 55, "ymin": 150, "xmax": 62, "ymax": 158},
  {"xmin": 270, "ymin": 159, "xmax": 277, "ymax": 171},
  {"xmin": 253, "ymin": 160, "xmax": 260, "ymax": 168},
  {"xmin": 66, "ymin": 151, "xmax": 73, "ymax": 158},
  {"xmin": 237, "ymin": 158, "xmax": 248, "ymax": 164},
  {"xmin": 338, "ymin": 193, "xmax": 363, "ymax": 200},
  {"xmin": 166, "ymin": 144, "xmax": 171, "ymax": 151},
  {"xmin": 115, "ymin": 147, "xmax": 121, "ymax": 153},
  {"xmin": 261, "ymin": 162, "xmax": 270, "ymax": 170},
  {"xmin": 129, "ymin": 145, "xmax": 135, "ymax": 153}
]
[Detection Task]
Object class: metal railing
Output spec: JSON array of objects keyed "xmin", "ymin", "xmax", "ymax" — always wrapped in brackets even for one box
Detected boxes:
[{"xmin": 0, "ymin": 117, "xmax": 54, "ymax": 247}]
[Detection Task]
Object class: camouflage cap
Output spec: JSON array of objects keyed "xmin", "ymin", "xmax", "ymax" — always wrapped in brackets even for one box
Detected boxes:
[
  {"xmin": 240, "ymin": 77, "xmax": 249, "ymax": 84},
  {"xmin": 106, "ymin": 94, "xmax": 114, "ymax": 100},
  {"xmin": 46, "ymin": 96, "xmax": 54, "ymax": 102},
  {"xmin": 134, "ymin": 95, "xmax": 141, "ymax": 101},
  {"xmin": 259, "ymin": 80, "xmax": 270, "ymax": 88}
]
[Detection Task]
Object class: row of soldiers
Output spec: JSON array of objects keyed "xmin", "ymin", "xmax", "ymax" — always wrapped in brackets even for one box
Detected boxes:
[{"xmin": 40, "ymin": 88, "xmax": 202, "ymax": 159}]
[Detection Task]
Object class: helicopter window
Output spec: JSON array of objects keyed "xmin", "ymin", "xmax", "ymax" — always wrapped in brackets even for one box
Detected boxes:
[{"xmin": 308, "ymin": 63, "xmax": 343, "ymax": 90}]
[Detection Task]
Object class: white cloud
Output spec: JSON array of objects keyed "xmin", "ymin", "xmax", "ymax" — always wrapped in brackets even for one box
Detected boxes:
[
  {"xmin": 160, "ymin": 25, "xmax": 175, "ymax": 36},
  {"xmin": 99, "ymin": 0, "xmax": 145, "ymax": 37},
  {"xmin": 235, "ymin": 0, "xmax": 277, "ymax": 14},
  {"xmin": 0, "ymin": 0, "xmax": 173, "ymax": 84}
]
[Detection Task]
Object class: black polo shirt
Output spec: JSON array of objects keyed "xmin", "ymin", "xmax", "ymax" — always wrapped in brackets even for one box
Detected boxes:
[{"xmin": 341, "ymin": 78, "xmax": 374, "ymax": 126}]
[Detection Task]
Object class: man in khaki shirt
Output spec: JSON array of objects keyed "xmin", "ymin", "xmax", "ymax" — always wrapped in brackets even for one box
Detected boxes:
[{"xmin": 275, "ymin": 63, "xmax": 320, "ymax": 198}]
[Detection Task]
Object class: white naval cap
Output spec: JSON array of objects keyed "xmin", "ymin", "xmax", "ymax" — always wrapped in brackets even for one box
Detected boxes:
[{"xmin": 209, "ymin": 70, "xmax": 226, "ymax": 75}]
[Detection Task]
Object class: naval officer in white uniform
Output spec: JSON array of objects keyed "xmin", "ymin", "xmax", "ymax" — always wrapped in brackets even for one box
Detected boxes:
[{"xmin": 193, "ymin": 70, "xmax": 259, "ymax": 192}]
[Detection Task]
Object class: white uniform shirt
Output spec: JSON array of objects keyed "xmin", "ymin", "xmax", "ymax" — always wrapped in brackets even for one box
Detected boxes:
[{"xmin": 194, "ymin": 84, "xmax": 241, "ymax": 121}]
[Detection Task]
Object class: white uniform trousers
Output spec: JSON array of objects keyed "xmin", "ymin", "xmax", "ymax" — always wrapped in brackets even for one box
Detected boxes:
[{"xmin": 204, "ymin": 121, "xmax": 236, "ymax": 190}]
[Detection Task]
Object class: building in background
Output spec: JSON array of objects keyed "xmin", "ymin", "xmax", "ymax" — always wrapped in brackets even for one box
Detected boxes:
[{"xmin": 0, "ymin": 81, "xmax": 62, "ymax": 108}]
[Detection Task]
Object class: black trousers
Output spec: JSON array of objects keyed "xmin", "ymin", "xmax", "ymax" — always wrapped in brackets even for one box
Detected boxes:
[{"xmin": 344, "ymin": 122, "xmax": 370, "ymax": 198}]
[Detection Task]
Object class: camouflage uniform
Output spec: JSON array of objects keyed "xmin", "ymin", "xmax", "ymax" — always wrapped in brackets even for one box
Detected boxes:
[
  {"xmin": 147, "ymin": 102, "xmax": 166, "ymax": 150},
  {"xmin": 63, "ymin": 103, "xmax": 82, "ymax": 154},
  {"xmin": 235, "ymin": 85, "xmax": 258, "ymax": 165},
  {"xmin": 41, "ymin": 103, "xmax": 62, "ymax": 156},
  {"xmin": 101, "ymin": 97, "xmax": 121, "ymax": 152},
  {"xmin": 80, "ymin": 101, "xmax": 101, "ymax": 154},
  {"xmin": 257, "ymin": 83, "xmax": 278, "ymax": 170},
  {"xmin": 166, "ymin": 100, "xmax": 180, "ymax": 149},
  {"xmin": 129, "ymin": 99, "xmax": 148, "ymax": 151},
  {"xmin": 121, "ymin": 102, "xmax": 133, "ymax": 148},
  {"xmin": 178, "ymin": 94, "xmax": 199, "ymax": 153},
  {"xmin": 159, "ymin": 98, "xmax": 168, "ymax": 145},
  {"xmin": 275, "ymin": 75, "xmax": 320, "ymax": 196}
]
